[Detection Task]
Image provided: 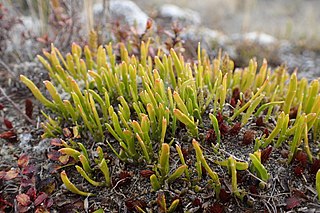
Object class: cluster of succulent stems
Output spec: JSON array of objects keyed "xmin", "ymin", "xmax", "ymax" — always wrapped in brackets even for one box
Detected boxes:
[{"xmin": 21, "ymin": 39, "xmax": 320, "ymax": 202}]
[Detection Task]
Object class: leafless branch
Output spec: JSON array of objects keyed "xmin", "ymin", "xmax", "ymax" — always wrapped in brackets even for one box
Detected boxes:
[{"xmin": 0, "ymin": 87, "xmax": 35, "ymax": 125}]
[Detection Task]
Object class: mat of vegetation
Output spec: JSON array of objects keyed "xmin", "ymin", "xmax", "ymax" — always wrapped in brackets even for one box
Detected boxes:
[{"xmin": 1, "ymin": 28, "xmax": 320, "ymax": 212}]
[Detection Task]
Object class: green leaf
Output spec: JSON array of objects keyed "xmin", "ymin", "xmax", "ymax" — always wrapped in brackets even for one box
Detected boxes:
[{"xmin": 60, "ymin": 171, "xmax": 94, "ymax": 196}]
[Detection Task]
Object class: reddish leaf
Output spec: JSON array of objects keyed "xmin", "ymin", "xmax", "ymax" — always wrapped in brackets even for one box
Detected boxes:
[
  {"xmin": 286, "ymin": 196, "xmax": 300, "ymax": 210},
  {"xmin": 0, "ymin": 130, "xmax": 16, "ymax": 140},
  {"xmin": 3, "ymin": 118, "xmax": 13, "ymax": 129},
  {"xmin": 0, "ymin": 171, "xmax": 5, "ymax": 179},
  {"xmin": 0, "ymin": 103, "xmax": 4, "ymax": 110},
  {"xmin": 0, "ymin": 197, "xmax": 13, "ymax": 207},
  {"xmin": 50, "ymin": 138, "xmax": 64, "ymax": 146},
  {"xmin": 201, "ymin": 165, "xmax": 207, "ymax": 177},
  {"xmin": 21, "ymin": 176, "xmax": 36, "ymax": 187},
  {"xmin": 263, "ymin": 128, "xmax": 269, "ymax": 137},
  {"xmin": 47, "ymin": 150, "xmax": 61, "ymax": 161},
  {"xmin": 146, "ymin": 18, "xmax": 153, "ymax": 30},
  {"xmin": 292, "ymin": 189, "xmax": 307, "ymax": 199},
  {"xmin": 25, "ymin": 99, "xmax": 33, "ymax": 119},
  {"xmin": 249, "ymin": 185, "xmax": 258, "ymax": 194},
  {"xmin": 192, "ymin": 197, "xmax": 202, "ymax": 207},
  {"xmin": 115, "ymin": 171, "xmax": 132, "ymax": 187},
  {"xmin": 18, "ymin": 154, "xmax": 30, "ymax": 168},
  {"xmin": 181, "ymin": 147, "xmax": 189, "ymax": 159},
  {"xmin": 26, "ymin": 187, "xmax": 37, "ymax": 201},
  {"xmin": 219, "ymin": 123, "xmax": 229, "ymax": 136},
  {"xmin": 242, "ymin": 130, "xmax": 255, "ymax": 145},
  {"xmin": 119, "ymin": 171, "xmax": 132, "ymax": 180},
  {"xmin": 230, "ymin": 98, "xmax": 236, "ymax": 107},
  {"xmin": 216, "ymin": 112, "xmax": 224, "ymax": 124},
  {"xmin": 4, "ymin": 169, "xmax": 19, "ymax": 180},
  {"xmin": 232, "ymin": 88, "xmax": 240, "ymax": 100},
  {"xmin": 140, "ymin": 170, "xmax": 155, "ymax": 178},
  {"xmin": 34, "ymin": 192, "xmax": 48, "ymax": 206},
  {"xmin": 205, "ymin": 129, "xmax": 216, "ymax": 144},
  {"xmin": 219, "ymin": 188, "xmax": 231, "ymax": 203},
  {"xmin": 229, "ymin": 122, "xmax": 241, "ymax": 136},
  {"xmin": 36, "ymin": 34, "xmax": 50, "ymax": 44},
  {"xmin": 22, "ymin": 165, "xmax": 36, "ymax": 176},
  {"xmin": 256, "ymin": 117, "xmax": 264, "ymax": 126},
  {"xmin": 16, "ymin": 194, "xmax": 31, "ymax": 206},
  {"xmin": 261, "ymin": 146, "xmax": 272, "ymax": 164},
  {"xmin": 209, "ymin": 203, "xmax": 224, "ymax": 213},
  {"xmin": 125, "ymin": 198, "xmax": 147, "ymax": 211},
  {"xmin": 310, "ymin": 158, "xmax": 320, "ymax": 174},
  {"xmin": 17, "ymin": 205, "xmax": 29, "ymax": 213},
  {"xmin": 295, "ymin": 151, "xmax": 307, "ymax": 166},
  {"xmin": 293, "ymin": 166, "xmax": 304, "ymax": 176},
  {"xmin": 44, "ymin": 197, "xmax": 53, "ymax": 208},
  {"xmin": 281, "ymin": 150, "xmax": 289, "ymax": 158},
  {"xmin": 289, "ymin": 107, "xmax": 298, "ymax": 119}
]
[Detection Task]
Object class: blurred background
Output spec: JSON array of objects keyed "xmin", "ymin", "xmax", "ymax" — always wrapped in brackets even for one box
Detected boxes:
[
  {"xmin": 1, "ymin": 0, "xmax": 320, "ymax": 81},
  {"xmin": 135, "ymin": 0, "xmax": 320, "ymax": 42}
]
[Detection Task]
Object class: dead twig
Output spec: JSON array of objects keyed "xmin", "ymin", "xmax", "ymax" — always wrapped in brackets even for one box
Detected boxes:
[
  {"xmin": 0, "ymin": 58, "xmax": 16, "ymax": 77},
  {"xmin": 0, "ymin": 87, "xmax": 35, "ymax": 125}
]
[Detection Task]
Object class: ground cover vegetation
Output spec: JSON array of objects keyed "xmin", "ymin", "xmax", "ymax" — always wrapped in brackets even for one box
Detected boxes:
[
  {"xmin": 1, "ymin": 1, "xmax": 320, "ymax": 212},
  {"xmin": 13, "ymin": 31, "xmax": 320, "ymax": 212}
]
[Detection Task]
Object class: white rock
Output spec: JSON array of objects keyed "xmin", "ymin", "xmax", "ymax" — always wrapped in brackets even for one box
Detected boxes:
[
  {"xmin": 240, "ymin": 32, "xmax": 277, "ymax": 46},
  {"xmin": 93, "ymin": 0, "xmax": 149, "ymax": 34},
  {"xmin": 182, "ymin": 27, "xmax": 229, "ymax": 45},
  {"xmin": 159, "ymin": 4, "xmax": 201, "ymax": 25}
]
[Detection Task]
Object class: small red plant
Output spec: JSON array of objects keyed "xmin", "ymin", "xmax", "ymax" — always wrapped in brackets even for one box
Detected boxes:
[
  {"xmin": 285, "ymin": 196, "xmax": 300, "ymax": 210},
  {"xmin": 0, "ymin": 130, "xmax": 17, "ymax": 142},
  {"xmin": 232, "ymin": 88, "xmax": 240, "ymax": 101},
  {"xmin": 219, "ymin": 123, "xmax": 229, "ymax": 136},
  {"xmin": 140, "ymin": 170, "xmax": 155, "ymax": 178},
  {"xmin": 219, "ymin": 188, "xmax": 231, "ymax": 203},
  {"xmin": 3, "ymin": 118, "xmax": 13, "ymax": 129},
  {"xmin": 125, "ymin": 198, "xmax": 147, "ymax": 212},
  {"xmin": 261, "ymin": 146, "xmax": 272, "ymax": 164},
  {"xmin": 242, "ymin": 130, "xmax": 255, "ymax": 145},
  {"xmin": 209, "ymin": 202, "xmax": 224, "ymax": 213},
  {"xmin": 205, "ymin": 129, "xmax": 216, "ymax": 144},
  {"xmin": 289, "ymin": 107, "xmax": 298, "ymax": 119},
  {"xmin": 255, "ymin": 117, "xmax": 264, "ymax": 126},
  {"xmin": 0, "ymin": 154, "xmax": 53, "ymax": 212},
  {"xmin": 25, "ymin": 99, "xmax": 33, "ymax": 119},
  {"xmin": 229, "ymin": 122, "xmax": 241, "ymax": 136},
  {"xmin": 16, "ymin": 187, "xmax": 53, "ymax": 212},
  {"xmin": 117, "ymin": 171, "xmax": 132, "ymax": 187},
  {"xmin": 294, "ymin": 151, "xmax": 307, "ymax": 167},
  {"xmin": 192, "ymin": 197, "xmax": 202, "ymax": 207},
  {"xmin": 310, "ymin": 158, "xmax": 320, "ymax": 174},
  {"xmin": 293, "ymin": 166, "xmax": 304, "ymax": 177}
]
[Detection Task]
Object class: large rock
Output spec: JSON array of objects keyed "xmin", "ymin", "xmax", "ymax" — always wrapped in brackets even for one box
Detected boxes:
[
  {"xmin": 159, "ymin": 4, "xmax": 201, "ymax": 25},
  {"xmin": 94, "ymin": 0, "xmax": 150, "ymax": 33}
]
